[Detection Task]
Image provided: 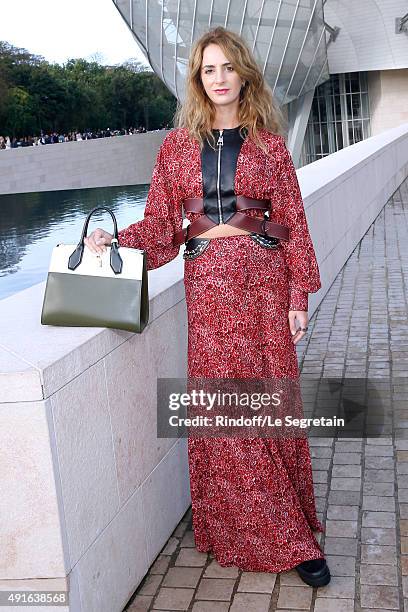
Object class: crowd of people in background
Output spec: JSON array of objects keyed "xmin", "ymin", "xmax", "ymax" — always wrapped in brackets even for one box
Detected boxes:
[{"xmin": 0, "ymin": 124, "xmax": 171, "ymax": 149}]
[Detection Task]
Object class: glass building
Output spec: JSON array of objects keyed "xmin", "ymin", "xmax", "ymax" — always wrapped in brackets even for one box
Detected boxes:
[
  {"xmin": 113, "ymin": 0, "xmax": 408, "ymax": 166},
  {"xmin": 300, "ymin": 71, "xmax": 371, "ymax": 165}
]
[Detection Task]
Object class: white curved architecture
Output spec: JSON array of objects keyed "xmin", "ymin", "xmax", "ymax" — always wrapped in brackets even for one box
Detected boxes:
[{"xmin": 325, "ymin": 0, "xmax": 408, "ymax": 72}]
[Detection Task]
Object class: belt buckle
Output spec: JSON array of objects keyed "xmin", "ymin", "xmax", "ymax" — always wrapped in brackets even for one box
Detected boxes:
[
  {"xmin": 255, "ymin": 213, "xmax": 280, "ymax": 248},
  {"xmin": 261, "ymin": 214, "xmax": 268, "ymax": 237},
  {"xmin": 184, "ymin": 224, "xmax": 190, "ymax": 245}
]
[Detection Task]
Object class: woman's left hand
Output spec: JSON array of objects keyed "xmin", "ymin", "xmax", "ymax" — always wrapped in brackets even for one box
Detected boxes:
[{"xmin": 288, "ymin": 310, "xmax": 308, "ymax": 344}]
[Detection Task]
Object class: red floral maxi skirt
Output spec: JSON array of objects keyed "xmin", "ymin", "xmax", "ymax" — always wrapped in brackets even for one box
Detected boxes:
[{"xmin": 183, "ymin": 234, "xmax": 325, "ymax": 573}]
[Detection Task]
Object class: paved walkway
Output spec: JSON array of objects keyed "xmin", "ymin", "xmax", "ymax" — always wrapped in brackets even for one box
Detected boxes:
[{"xmin": 124, "ymin": 174, "xmax": 408, "ymax": 612}]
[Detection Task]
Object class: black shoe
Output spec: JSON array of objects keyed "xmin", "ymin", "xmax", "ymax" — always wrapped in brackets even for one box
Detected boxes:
[{"xmin": 295, "ymin": 558, "xmax": 331, "ymax": 587}]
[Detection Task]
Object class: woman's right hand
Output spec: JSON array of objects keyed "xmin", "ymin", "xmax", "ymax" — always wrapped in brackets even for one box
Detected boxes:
[{"xmin": 84, "ymin": 228, "xmax": 114, "ymax": 254}]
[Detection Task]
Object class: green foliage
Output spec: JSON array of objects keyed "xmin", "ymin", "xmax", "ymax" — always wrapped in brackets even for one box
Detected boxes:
[{"xmin": 0, "ymin": 41, "xmax": 176, "ymax": 137}]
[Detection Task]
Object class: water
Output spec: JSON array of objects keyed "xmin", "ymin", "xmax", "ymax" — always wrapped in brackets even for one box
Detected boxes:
[{"xmin": 0, "ymin": 185, "xmax": 148, "ymax": 301}]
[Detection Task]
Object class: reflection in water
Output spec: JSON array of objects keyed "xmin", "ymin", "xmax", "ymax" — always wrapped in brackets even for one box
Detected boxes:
[{"xmin": 0, "ymin": 185, "xmax": 148, "ymax": 301}]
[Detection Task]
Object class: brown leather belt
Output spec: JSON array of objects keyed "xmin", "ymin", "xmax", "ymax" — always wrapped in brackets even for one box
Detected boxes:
[
  {"xmin": 173, "ymin": 195, "xmax": 289, "ymax": 246},
  {"xmin": 183, "ymin": 195, "xmax": 270, "ymax": 213}
]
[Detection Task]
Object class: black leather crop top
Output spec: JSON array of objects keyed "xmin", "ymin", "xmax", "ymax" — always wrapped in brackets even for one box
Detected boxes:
[
  {"xmin": 201, "ymin": 126, "xmax": 247, "ymax": 224},
  {"xmin": 183, "ymin": 125, "xmax": 280, "ymax": 260}
]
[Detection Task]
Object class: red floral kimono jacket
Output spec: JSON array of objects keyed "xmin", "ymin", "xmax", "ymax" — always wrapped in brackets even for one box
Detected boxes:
[{"xmin": 117, "ymin": 127, "xmax": 325, "ymax": 573}]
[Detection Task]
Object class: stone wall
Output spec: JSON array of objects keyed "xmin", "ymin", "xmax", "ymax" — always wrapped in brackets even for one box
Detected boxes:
[{"xmin": 0, "ymin": 131, "xmax": 169, "ymax": 195}]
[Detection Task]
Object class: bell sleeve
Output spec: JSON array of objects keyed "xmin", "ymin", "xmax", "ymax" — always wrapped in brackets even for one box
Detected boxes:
[
  {"xmin": 117, "ymin": 133, "xmax": 182, "ymax": 270},
  {"xmin": 273, "ymin": 135, "xmax": 321, "ymax": 312}
]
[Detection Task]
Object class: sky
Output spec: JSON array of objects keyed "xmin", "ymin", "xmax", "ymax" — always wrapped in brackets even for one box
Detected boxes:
[{"xmin": 0, "ymin": 0, "xmax": 151, "ymax": 68}]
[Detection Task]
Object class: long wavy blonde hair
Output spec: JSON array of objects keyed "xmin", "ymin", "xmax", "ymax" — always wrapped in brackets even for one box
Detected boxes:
[{"xmin": 173, "ymin": 26, "xmax": 286, "ymax": 154}]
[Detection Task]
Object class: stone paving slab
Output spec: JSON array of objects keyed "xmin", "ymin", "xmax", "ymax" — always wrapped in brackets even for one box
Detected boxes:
[{"xmin": 124, "ymin": 178, "xmax": 408, "ymax": 611}]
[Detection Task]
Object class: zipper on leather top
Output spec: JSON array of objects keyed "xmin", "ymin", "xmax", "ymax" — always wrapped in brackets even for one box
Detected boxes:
[{"xmin": 216, "ymin": 130, "xmax": 224, "ymax": 224}]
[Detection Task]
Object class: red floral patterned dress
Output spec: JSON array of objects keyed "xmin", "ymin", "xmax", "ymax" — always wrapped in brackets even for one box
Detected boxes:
[{"xmin": 117, "ymin": 127, "xmax": 325, "ymax": 573}]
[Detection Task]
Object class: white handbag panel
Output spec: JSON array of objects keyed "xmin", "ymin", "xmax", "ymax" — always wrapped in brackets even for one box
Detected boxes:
[{"xmin": 48, "ymin": 244, "xmax": 145, "ymax": 280}]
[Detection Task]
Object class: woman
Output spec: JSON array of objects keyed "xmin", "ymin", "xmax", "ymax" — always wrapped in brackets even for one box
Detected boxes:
[{"xmin": 85, "ymin": 27, "xmax": 330, "ymax": 586}]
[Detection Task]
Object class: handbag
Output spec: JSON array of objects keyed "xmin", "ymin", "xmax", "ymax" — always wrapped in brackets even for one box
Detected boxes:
[{"xmin": 41, "ymin": 206, "xmax": 149, "ymax": 333}]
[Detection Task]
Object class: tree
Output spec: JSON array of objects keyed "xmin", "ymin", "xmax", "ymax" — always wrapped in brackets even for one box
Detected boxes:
[
  {"xmin": 0, "ymin": 40, "xmax": 177, "ymax": 137},
  {"xmin": 6, "ymin": 87, "xmax": 35, "ymax": 137}
]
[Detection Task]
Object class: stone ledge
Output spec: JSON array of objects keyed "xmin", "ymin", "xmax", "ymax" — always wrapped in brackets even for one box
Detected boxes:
[{"xmin": 0, "ymin": 254, "xmax": 185, "ymax": 402}]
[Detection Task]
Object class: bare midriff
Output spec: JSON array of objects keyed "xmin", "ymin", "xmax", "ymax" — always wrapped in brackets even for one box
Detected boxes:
[{"xmin": 198, "ymin": 225, "xmax": 251, "ymax": 239}]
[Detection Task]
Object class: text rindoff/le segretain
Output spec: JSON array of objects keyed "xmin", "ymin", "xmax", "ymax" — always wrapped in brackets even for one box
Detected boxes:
[{"xmin": 168, "ymin": 415, "xmax": 345, "ymax": 429}]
